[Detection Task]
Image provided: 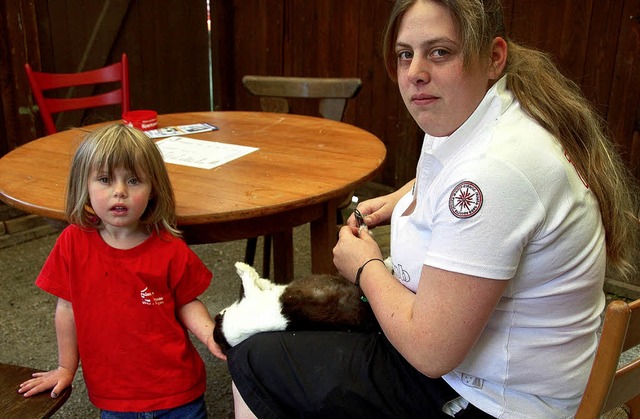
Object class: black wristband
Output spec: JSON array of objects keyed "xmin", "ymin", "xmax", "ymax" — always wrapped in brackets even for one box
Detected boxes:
[{"xmin": 354, "ymin": 258, "xmax": 384, "ymax": 302}]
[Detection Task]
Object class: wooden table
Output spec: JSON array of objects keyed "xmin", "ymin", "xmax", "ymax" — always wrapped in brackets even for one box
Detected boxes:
[
  {"xmin": 0, "ymin": 363, "xmax": 71, "ymax": 418},
  {"xmin": 0, "ymin": 111, "xmax": 386, "ymax": 281}
]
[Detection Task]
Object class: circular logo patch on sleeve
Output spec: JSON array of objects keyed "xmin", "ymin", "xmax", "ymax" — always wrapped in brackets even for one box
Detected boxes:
[{"xmin": 449, "ymin": 181, "xmax": 483, "ymax": 218}]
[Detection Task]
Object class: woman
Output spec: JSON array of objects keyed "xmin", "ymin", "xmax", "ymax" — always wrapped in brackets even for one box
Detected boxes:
[{"xmin": 227, "ymin": 1, "xmax": 639, "ymax": 417}]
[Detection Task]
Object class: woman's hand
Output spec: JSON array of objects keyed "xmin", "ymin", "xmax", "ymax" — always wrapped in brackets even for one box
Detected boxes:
[
  {"xmin": 346, "ymin": 196, "xmax": 393, "ymax": 231},
  {"xmin": 18, "ymin": 365, "xmax": 74, "ymax": 398},
  {"xmin": 346, "ymin": 180, "xmax": 414, "ymax": 230},
  {"xmin": 333, "ymin": 225, "xmax": 384, "ymax": 283}
]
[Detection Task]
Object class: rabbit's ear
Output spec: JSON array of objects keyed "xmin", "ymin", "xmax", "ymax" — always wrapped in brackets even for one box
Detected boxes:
[
  {"xmin": 235, "ymin": 261, "xmax": 264, "ymax": 299},
  {"xmin": 254, "ymin": 275, "xmax": 276, "ymax": 291},
  {"xmin": 235, "ymin": 261, "xmax": 259, "ymax": 278},
  {"xmin": 234, "ymin": 261, "xmax": 279, "ymax": 292}
]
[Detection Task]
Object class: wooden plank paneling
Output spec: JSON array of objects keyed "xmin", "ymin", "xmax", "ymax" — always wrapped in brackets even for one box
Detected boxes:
[
  {"xmin": 581, "ymin": 1, "xmax": 625, "ymax": 116},
  {"xmin": 231, "ymin": 1, "xmax": 285, "ymax": 112},
  {"xmin": 508, "ymin": 0, "xmax": 567, "ymax": 51},
  {"xmin": 221, "ymin": 0, "xmax": 410, "ymax": 188},
  {"xmin": 281, "ymin": 1, "xmax": 362, "ymax": 118},
  {"xmin": 210, "ymin": 1, "xmax": 235, "ymax": 111},
  {"xmin": 632, "ymin": 129, "xmax": 640, "ymax": 181},
  {"xmin": 0, "ymin": 0, "xmax": 41, "ymax": 151},
  {"xmin": 6, "ymin": 0, "xmax": 210, "ymax": 141},
  {"xmin": 353, "ymin": 0, "xmax": 421, "ymax": 187},
  {"xmin": 47, "ymin": 1, "xmax": 128, "ymax": 73},
  {"xmin": 556, "ymin": 0, "xmax": 593, "ymax": 82},
  {"xmin": 354, "ymin": 2, "xmax": 378, "ymax": 130},
  {"xmin": 501, "ymin": 0, "xmax": 514, "ymax": 32},
  {"xmin": 607, "ymin": 0, "xmax": 640, "ymax": 166},
  {"xmin": 43, "ymin": 0, "xmax": 130, "ymax": 130},
  {"xmin": 116, "ymin": 0, "xmax": 210, "ymax": 113}
]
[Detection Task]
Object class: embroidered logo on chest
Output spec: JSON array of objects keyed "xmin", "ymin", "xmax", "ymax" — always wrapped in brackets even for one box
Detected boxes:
[
  {"xmin": 140, "ymin": 287, "xmax": 164, "ymax": 306},
  {"xmin": 449, "ymin": 181, "xmax": 483, "ymax": 218}
]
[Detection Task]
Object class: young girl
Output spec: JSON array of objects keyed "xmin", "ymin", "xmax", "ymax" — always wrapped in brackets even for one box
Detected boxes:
[{"xmin": 19, "ymin": 123, "xmax": 226, "ymax": 417}]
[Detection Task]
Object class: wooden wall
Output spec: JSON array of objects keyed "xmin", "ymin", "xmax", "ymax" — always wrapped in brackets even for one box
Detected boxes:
[
  {"xmin": 503, "ymin": 0, "xmax": 640, "ymax": 182},
  {"xmin": 1, "ymin": 0, "xmax": 639, "ymax": 189},
  {"xmin": 0, "ymin": 0, "xmax": 211, "ymax": 156},
  {"xmin": 211, "ymin": 0, "xmax": 421, "ymax": 189},
  {"xmin": 212, "ymin": 0, "xmax": 640, "ymax": 189}
]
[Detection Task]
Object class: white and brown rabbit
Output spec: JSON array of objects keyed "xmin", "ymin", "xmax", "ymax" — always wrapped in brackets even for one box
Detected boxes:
[{"xmin": 213, "ymin": 262, "xmax": 384, "ymax": 352}]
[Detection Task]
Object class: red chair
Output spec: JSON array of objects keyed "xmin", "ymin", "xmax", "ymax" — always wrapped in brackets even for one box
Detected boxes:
[{"xmin": 24, "ymin": 53, "xmax": 129, "ymax": 134}]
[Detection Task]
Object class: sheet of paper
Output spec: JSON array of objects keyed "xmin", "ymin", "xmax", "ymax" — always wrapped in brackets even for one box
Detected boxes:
[
  {"xmin": 145, "ymin": 123, "xmax": 218, "ymax": 139},
  {"xmin": 155, "ymin": 136, "xmax": 258, "ymax": 169}
]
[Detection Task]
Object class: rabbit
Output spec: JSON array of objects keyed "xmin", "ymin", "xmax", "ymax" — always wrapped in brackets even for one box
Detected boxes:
[{"xmin": 213, "ymin": 261, "xmax": 382, "ymax": 352}]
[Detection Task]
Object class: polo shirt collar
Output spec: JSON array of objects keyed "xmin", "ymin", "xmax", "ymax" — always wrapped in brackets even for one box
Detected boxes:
[{"xmin": 426, "ymin": 76, "xmax": 513, "ymax": 162}]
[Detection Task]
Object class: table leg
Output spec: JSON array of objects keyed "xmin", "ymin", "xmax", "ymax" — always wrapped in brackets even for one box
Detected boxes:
[
  {"xmin": 309, "ymin": 200, "xmax": 339, "ymax": 275},
  {"xmin": 272, "ymin": 229, "xmax": 294, "ymax": 283}
]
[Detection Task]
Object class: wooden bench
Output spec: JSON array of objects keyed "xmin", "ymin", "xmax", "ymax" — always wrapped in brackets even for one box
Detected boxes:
[{"xmin": 0, "ymin": 363, "xmax": 71, "ymax": 418}]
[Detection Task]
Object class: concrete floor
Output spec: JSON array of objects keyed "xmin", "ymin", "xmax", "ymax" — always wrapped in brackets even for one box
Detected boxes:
[{"xmin": 0, "ymin": 225, "xmax": 315, "ymax": 418}]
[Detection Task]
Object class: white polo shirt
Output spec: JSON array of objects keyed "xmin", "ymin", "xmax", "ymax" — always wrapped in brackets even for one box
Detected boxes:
[{"xmin": 390, "ymin": 77, "xmax": 605, "ymax": 418}]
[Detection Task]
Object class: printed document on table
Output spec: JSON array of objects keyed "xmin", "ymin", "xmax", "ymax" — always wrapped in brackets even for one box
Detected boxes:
[
  {"xmin": 145, "ymin": 123, "xmax": 218, "ymax": 139},
  {"xmin": 155, "ymin": 136, "xmax": 258, "ymax": 169}
]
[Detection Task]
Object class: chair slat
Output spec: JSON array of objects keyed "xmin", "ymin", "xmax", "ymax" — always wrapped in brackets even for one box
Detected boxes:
[
  {"xmin": 623, "ymin": 299, "xmax": 640, "ymax": 351},
  {"xmin": 604, "ymin": 359, "xmax": 640, "ymax": 412},
  {"xmin": 243, "ymin": 76, "xmax": 361, "ymax": 100},
  {"xmin": 45, "ymin": 89, "xmax": 123, "ymax": 113},
  {"xmin": 31, "ymin": 61, "xmax": 123, "ymax": 90}
]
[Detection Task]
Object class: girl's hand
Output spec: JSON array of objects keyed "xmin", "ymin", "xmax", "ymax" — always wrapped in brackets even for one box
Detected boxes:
[
  {"xmin": 206, "ymin": 333, "xmax": 227, "ymax": 361},
  {"xmin": 18, "ymin": 365, "xmax": 74, "ymax": 398},
  {"xmin": 178, "ymin": 299, "xmax": 226, "ymax": 360}
]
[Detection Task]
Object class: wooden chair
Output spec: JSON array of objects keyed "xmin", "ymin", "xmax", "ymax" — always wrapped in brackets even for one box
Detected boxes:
[
  {"xmin": 575, "ymin": 297, "xmax": 640, "ymax": 418},
  {"xmin": 0, "ymin": 363, "xmax": 71, "ymax": 418},
  {"xmin": 241, "ymin": 75, "xmax": 362, "ymax": 279},
  {"xmin": 25, "ymin": 53, "xmax": 130, "ymax": 134}
]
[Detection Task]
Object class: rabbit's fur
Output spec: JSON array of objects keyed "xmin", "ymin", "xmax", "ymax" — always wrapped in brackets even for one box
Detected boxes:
[{"xmin": 213, "ymin": 262, "xmax": 382, "ymax": 352}]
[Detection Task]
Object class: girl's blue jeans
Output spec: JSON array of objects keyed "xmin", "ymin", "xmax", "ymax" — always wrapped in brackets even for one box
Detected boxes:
[{"xmin": 100, "ymin": 395, "xmax": 206, "ymax": 419}]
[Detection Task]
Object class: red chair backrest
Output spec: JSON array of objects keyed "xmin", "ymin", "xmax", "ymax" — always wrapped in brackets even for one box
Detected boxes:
[{"xmin": 24, "ymin": 53, "xmax": 130, "ymax": 134}]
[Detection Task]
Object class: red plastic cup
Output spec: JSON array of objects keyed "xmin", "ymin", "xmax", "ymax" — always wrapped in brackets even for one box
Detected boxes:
[{"xmin": 122, "ymin": 110, "xmax": 158, "ymax": 131}]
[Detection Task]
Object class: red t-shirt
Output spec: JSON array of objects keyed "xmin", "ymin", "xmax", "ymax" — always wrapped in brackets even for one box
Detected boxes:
[{"xmin": 36, "ymin": 225, "xmax": 213, "ymax": 412}]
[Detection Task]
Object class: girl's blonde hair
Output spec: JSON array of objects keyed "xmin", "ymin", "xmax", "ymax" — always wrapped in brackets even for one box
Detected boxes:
[
  {"xmin": 383, "ymin": 0, "xmax": 639, "ymax": 279},
  {"xmin": 66, "ymin": 123, "xmax": 181, "ymax": 237}
]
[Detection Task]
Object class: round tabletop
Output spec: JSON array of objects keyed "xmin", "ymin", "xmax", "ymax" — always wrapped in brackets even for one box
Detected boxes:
[{"xmin": 0, "ymin": 111, "xmax": 386, "ymax": 226}]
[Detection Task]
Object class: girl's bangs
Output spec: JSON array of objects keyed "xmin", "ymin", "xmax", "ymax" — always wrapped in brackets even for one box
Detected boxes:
[{"xmin": 93, "ymin": 138, "xmax": 145, "ymax": 177}]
